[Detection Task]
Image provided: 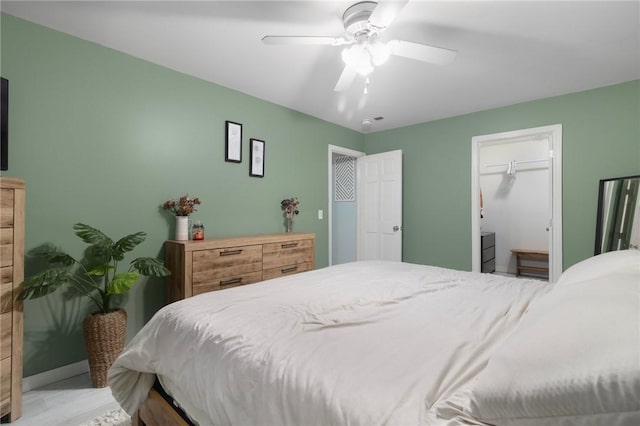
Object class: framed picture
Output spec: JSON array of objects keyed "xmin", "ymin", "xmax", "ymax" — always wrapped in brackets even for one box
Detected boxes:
[
  {"xmin": 249, "ymin": 138, "xmax": 265, "ymax": 177},
  {"xmin": 225, "ymin": 120, "xmax": 242, "ymax": 163}
]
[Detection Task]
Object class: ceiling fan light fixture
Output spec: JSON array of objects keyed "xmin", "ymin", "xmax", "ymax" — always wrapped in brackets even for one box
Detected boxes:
[
  {"xmin": 342, "ymin": 44, "xmax": 374, "ymax": 76},
  {"xmin": 262, "ymin": 0, "xmax": 456, "ymax": 93},
  {"xmin": 343, "ymin": 1, "xmax": 377, "ymax": 39},
  {"xmin": 356, "ymin": 59, "xmax": 374, "ymax": 76},
  {"xmin": 368, "ymin": 41, "xmax": 391, "ymax": 66}
]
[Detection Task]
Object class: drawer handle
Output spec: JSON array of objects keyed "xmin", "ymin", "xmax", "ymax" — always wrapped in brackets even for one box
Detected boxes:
[
  {"xmin": 281, "ymin": 266, "xmax": 298, "ymax": 274},
  {"xmin": 220, "ymin": 277, "xmax": 243, "ymax": 286},
  {"xmin": 220, "ymin": 249, "xmax": 243, "ymax": 256},
  {"xmin": 281, "ymin": 243, "xmax": 298, "ymax": 249}
]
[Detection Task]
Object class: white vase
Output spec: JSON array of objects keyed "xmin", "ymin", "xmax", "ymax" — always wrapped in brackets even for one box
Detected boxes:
[{"xmin": 175, "ymin": 216, "xmax": 189, "ymax": 241}]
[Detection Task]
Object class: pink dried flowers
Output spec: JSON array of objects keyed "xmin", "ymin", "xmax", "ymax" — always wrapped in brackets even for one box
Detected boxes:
[
  {"xmin": 163, "ymin": 194, "xmax": 201, "ymax": 216},
  {"xmin": 281, "ymin": 197, "xmax": 300, "ymax": 219}
]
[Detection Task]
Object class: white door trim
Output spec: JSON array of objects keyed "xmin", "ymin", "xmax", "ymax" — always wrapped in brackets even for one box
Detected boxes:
[
  {"xmin": 471, "ymin": 124, "xmax": 563, "ymax": 282},
  {"xmin": 328, "ymin": 144, "xmax": 365, "ymax": 266}
]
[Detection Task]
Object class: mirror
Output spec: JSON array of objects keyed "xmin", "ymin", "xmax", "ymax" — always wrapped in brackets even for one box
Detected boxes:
[{"xmin": 595, "ymin": 175, "xmax": 640, "ymax": 254}]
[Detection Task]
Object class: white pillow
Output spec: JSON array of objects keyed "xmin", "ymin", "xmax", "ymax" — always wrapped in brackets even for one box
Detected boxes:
[
  {"xmin": 556, "ymin": 249, "xmax": 639, "ymax": 286},
  {"xmin": 465, "ymin": 271, "xmax": 640, "ymax": 425}
]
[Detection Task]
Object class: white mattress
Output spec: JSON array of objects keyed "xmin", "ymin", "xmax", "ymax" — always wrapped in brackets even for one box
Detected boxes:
[{"xmin": 109, "ymin": 260, "xmax": 551, "ymax": 425}]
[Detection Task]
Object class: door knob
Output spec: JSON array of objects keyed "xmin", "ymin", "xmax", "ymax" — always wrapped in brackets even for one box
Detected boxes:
[{"xmin": 393, "ymin": 226, "xmax": 400, "ymax": 232}]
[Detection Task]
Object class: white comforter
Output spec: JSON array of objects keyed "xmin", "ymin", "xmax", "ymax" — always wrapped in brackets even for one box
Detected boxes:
[{"xmin": 109, "ymin": 261, "xmax": 550, "ymax": 425}]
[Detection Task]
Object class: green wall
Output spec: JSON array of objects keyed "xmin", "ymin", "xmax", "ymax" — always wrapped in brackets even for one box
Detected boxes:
[
  {"xmin": 1, "ymin": 14, "xmax": 363, "ymax": 376},
  {"xmin": 2, "ymin": 13, "xmax": 639, "ymax": 378},
  {"xmin": 364, "ymin": 80, "xmax": 640, "ymax": 271}
]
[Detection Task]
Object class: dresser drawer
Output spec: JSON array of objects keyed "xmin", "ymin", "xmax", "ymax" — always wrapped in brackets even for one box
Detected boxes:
[
  {"xmin": 481, "ymin": 232, "xmax": 495, "ymax": 249},
  {"xmin": 192, "ymin": 245, "xmax": 262, "ymax": 282},
  {"xmin": 0, "ymin": 229, "xmax": 13, "ymax": 268},
  {"xmin": 193, "ymin": 270, "xmax": 263, "ymax": 295},
  {"xmin": 481, "ymin": 246, "xmax": 495, "ymax": 262},
  {"xmin": 1, "ymin": 267, "xmax": 13, "ymax": 313},
  {"xmin": 0, "ymin": 189, "xmax": 14, "ymax": 228},
  {"xmin": 482, "ymin": 258, "xmax": 495, "ymax": 273},
  {"xmin": 263, "ymin": 239, "xmax": 313, "ymax": 270},
  {"xmin": 263, "ymin": 262, "xmax": 312, "ymax": 281},
  {"xmin": 0, "ymin": 312, "xmax": 11, "ymax": 360},
  {"xmin": 1, "ymin": 356, "xmax": 10, "ymax": 415}
]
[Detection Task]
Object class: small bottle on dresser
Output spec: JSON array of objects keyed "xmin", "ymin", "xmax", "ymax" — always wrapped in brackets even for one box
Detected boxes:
[{"xmin": 192, "ymin": 220, "xmax": 205, "ymax": 240}]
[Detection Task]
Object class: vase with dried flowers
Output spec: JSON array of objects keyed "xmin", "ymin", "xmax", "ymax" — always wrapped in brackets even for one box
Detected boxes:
[
  {"xmin": 281, "ymin": 197, "xmax": 300, "ymax": 232},
  {"xmin": 162, "ymin": 194, "xmax": 201, "ymax": 240}
]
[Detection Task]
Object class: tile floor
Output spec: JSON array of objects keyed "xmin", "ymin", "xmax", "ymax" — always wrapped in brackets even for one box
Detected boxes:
[{"xmin": 8, "ymin": 373, "xmax": 120, "ymax": 426}]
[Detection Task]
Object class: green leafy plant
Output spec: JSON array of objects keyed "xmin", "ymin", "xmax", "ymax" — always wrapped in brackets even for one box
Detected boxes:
[{"xmin": 20, "ymin": 223, "xmax": 170, "ymax": 314}]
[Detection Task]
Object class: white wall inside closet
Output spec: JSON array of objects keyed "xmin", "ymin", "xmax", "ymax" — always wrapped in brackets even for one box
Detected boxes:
[{"xmin": 479, "ymin": 139, "xmax": 549, "ymax": 274}]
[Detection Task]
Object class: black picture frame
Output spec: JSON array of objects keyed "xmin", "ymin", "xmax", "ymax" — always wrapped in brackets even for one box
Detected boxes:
[
  {"xmin": 1, "ymin": 77, "xmax": 8, "ymax": 171},
  {"xmin": 225, "ymin": 120, "xmax": 242, "ymax": 163},
  {"xmin": 249, "ymin": 138, "xmax": 265, "ymax": 178}
]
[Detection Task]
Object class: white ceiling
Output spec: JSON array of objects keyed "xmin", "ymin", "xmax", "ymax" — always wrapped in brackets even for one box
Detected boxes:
[{"xmin": 2, "ymin": 1, "xmax": 639, "ymax": 133}]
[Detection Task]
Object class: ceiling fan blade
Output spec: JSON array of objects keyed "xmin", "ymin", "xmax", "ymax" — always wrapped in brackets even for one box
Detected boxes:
[
  {"xmin": 390, "ymin": 40, "xmax": 457, "ymax": 66},
  {"xmin": 368, "ymin": 0, "xmax": 409, "ymax": 29},
  {"xmin": 262, "ymin": 36, "xmax": 347, "ymax": 46},
  {"xmin": 334, "ymin": 65, "xmax": 358, "ymax": 92}
]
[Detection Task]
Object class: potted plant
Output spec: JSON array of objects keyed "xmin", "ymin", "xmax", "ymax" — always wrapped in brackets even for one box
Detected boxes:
[{"xmin": 20, "ymin": 223, "xmax": 170, "ymax": 387}]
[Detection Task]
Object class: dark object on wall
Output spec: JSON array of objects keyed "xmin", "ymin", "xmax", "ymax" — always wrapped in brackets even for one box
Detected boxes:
[
  {"xmin": 1, "ymin": 77, "xmax": 8, "ymax": 171},
  {"xmin": 595, "ymin": 174, "xmax": 640, "ymax": 254},
  {"xmin": 249, "ymin": 138, "xmax": 265, "ymax": 177},
  {"xmin": 225, "ymin": 120, "xmax": 242, "ymax": 163}
]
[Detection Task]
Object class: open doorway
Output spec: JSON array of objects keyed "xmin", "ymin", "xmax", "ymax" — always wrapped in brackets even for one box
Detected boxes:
[
  {"xmin": 328, "ymin": 145, "xmax": 364, "ymax": 266},
  {"xmin": 471, "ymin": 125, "xmax": 563, "ymax": 282},
  {"xmin": 328, "ymin": 146, "xmax": 403, "ymax": 265}
]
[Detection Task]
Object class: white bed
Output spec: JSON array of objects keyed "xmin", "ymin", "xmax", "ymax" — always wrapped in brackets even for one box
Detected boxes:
[{"xmin": 109, "ymin": 251, "xmax": 640, "ymax": 425}]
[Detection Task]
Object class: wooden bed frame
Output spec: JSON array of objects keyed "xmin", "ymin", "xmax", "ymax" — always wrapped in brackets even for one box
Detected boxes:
[{"xmin": 132, "ymin": 382, "xmax": 192, "ymax": 426}]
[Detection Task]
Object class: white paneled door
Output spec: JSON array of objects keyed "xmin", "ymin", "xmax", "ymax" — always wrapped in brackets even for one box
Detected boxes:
[{"xmin": 357, "ymin": 150, "xmax": 403, "ymax": 261}]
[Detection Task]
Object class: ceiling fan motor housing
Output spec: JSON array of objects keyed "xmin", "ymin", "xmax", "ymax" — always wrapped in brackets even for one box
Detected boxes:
[{"xmin": 343, "ymin": 1, "xmax": 377, "ymax": 41}]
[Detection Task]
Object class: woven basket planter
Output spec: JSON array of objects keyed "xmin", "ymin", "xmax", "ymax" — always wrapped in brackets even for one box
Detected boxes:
[{"xmin": 83, "ymin": 309, "xmax": 127, "ymax": 388}]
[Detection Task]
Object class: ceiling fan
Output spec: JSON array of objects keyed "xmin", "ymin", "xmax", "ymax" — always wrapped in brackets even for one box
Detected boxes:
[{"xmin": 262, "ymin": 0, "xmax": 457, "ymax": 92}]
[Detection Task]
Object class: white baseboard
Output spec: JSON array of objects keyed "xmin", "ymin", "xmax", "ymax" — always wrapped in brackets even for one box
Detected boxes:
[{"xmin": 23, "ymin": 359, "xmax": 89, "ymax": 392}]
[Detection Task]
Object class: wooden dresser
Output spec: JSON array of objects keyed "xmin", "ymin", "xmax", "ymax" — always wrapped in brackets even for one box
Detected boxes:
[
  {"xmin": 0, "ymin": 177, "xmax": 24, "ymax": 421},
  {"xmin": 165, "ymin": 233, "xmax": 315, "ymax": 303}
]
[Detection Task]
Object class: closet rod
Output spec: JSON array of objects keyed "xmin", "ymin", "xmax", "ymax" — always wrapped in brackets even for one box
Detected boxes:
[{"xmin": 484, "ymin": 158, "xmax": 548, "ymax": 168}]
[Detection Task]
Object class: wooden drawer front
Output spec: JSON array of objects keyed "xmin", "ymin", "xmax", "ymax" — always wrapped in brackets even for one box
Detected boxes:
[
  {"xmin": 263, "ymin": 262, "xmax": 312, "ymax": 281},
  {"xmin": 1, "ymin": 356, "xmax": 10, "ymax": 415},
  {"xmin": 0, "ymin": 228, "xmax": 13, "ymax": 268},
  {"xmin": 193, "ymin": 245, "xmax": 262, "ymax": 283},
  {"xmin": 263, "ymin": 239, "xmax": 313, "ymax": 270},
  {"xmin": 0, "ymin": 189, "xmax": 14, "ymax": 228},
  {"xmin": 192, "ymin": 245, "xmax": 262, "ymax": 282},
  {"xmin": 193, "ymin": 270, "xmax": 263, "ymax": 295},
  {"xmin": 0, "ymin": 311, "xmax": 11, "ymax": 360},
  {"xmin": 0, "ymin": 267, "xmax": 13, "ymax": 313}
]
